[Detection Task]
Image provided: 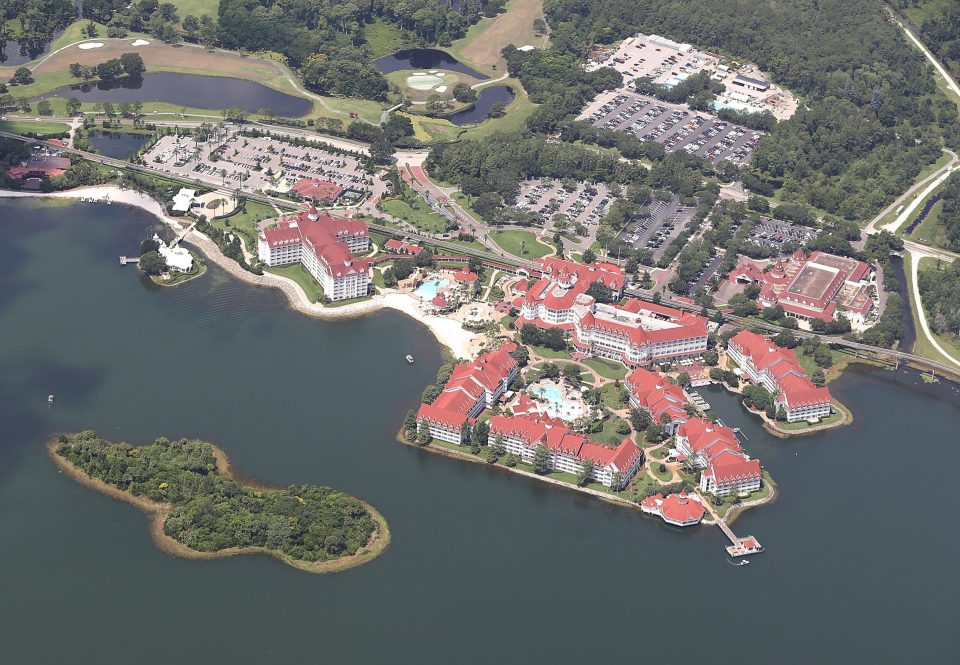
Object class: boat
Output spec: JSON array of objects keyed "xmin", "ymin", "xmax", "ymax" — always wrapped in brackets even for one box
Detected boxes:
[
  {"xmin": 405, "ymin": 355, "xmax": 414, "ymax": 364},
  {"xmin": 728, "ymin": 559, "xmax": 750, "ymax": 566},
  {"xmin": 47, "ymin": 394, "xmax": 54, "ymax": 405}
]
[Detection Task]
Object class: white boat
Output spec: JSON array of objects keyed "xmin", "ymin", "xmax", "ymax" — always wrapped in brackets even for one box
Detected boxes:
[
  {"xmin": 47, "ymin": 394, "xmax": 54, "ymax": 405},
  {"xmin": 405, "ymin": 355, "xmax": 414, "ymax": 364}
]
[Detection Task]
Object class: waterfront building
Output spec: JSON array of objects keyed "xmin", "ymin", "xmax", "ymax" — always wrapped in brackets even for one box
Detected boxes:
[
  {"xmin": 416, "ymin": 345, "xmax": 519, "ymax": 444},
  {"xmin": 728, "ymin": 330, "xmax": 832, "ymax": 422},
  {"xmin": 486, "ymin": 413, "xmax": 643, "ymax": 488},
  {"xmin": 384, "ymin": 239, "xmax": 422, "ymax": 255},
  {"xmin": 640, "ymin": 491, "xmax": 705, "ymax": 526},
  {"xmin": 625, "ymin": 367, "xmax": 690, "ymax": 433},
  {"xmin": 675, "ymin": 418, "xmax": 762, "ymax": 496},
  {"xmin": 151, "ymin": 233, "xmax": 193, "ymax": 272},
  {"xmin": 257, "ymin": 207, "xmax": 370, "ymax": 301},
  {"xmin": 728, "ymin": 251, "xmax": 874, "ymax": 324}
]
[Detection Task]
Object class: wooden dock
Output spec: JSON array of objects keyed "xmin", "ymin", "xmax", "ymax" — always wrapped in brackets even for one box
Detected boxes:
[
  {"xmin": 698, "ymin": 491, "xmax": 764, "ymax": 558},
  {"xmin": 119, "ymin": 256, "xmax": 137, "ymax": 266}
]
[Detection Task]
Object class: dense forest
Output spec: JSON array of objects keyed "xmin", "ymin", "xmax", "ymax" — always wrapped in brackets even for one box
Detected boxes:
[
  {"xmin": 893, "ymin": 0, "xmax": 960, "ymax": 80},
  {"xmin": 531, "ymin": 0, "xmax": 954, "ymax": 221},
  {"xmin": 918, "ymin": 259, "xmax": 960, "ymax": 340},
  {"xmin": 933, "ymin": 171, "xmax": 960, "ymax": 251},
  {"xmin": 56, "ymin": 431, "xmax": 379, "ymax": 562},
  {"xmin": 0, "ymin": 0, "xmax": 76, "ymax": 59}
]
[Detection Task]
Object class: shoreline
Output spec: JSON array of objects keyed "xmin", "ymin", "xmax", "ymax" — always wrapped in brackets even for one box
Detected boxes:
[
  {"xmin": 0, "ymin": 186, "xmax": 480, "ymax": 359},
  {"xmin": 47, "ymin": 438, "xmax": 391, "ymax": 574}
]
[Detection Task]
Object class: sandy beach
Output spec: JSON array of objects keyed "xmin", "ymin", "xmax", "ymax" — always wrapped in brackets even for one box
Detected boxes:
[{"xmin": 0, "ymin": 186, "xmax": 480, "ymax": 359}]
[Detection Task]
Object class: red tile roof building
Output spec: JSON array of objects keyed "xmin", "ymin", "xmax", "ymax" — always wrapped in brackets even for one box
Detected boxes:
[
  {"xmin": 257, "ymin": 208, "xmax": 370, "ymax": 301},
  {"xmin": 516, "ymin": 259, "xmax": 708, "ymax": 366},
  {"xmin": 675, "ymin": 418, "xmax": 762, "ymax": 496},
  {"xmin": 625, "ymin": 367, "xmax": 691, "ymax": 432},
  {"xmin": 728, "ymin": 330, "xmax": 832, "ymax": 422},
  {"xmin": 487, "ymin": 413, "xmax": 643, "ymax": 488},
  {"xmin": 416, "ymin": 345, "xmax": 520, "ymax": 444},
  {"xmin": 728, "ymin": 251, "xmax": 874, "ymax": 324},
  {"xmin": 384, "ymin": 239, "xmax": 422, "ymax": 255},
  {"xmin": 640, "ymin": 491, "xmax": 705, "ymax": 526},
  {"xmin": 289, "ymin": 179, "xmax": 344, "ymax": 203}
]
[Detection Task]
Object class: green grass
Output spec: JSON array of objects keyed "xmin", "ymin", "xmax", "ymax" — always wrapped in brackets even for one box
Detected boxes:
[
  {"xmin": 650, "ymin": 461, "xmax": 673, "ymax": 482},
  {"xmin": 917, "ymin": 256, "xmax": 960, "ymax": 364},
  {"xmin": 590, "ymin": 416, "xmax": 632, "ymax": 445},
  {"xmin": 581, "ymin": 357, "xmax": 628, "ymax": 380},
  {"xmin": 530, "ymin": 345, "xmax": 572, "ymax": 360},
  {"xmin": 445, "ymin": 237, "xmax": 489, "ymax": 252},
  {"xmin": 0, "ymin": 120, "xmax": 70, "ymax": 137},
  {"xmin": 166, "ymin": 0, "xmax": 220, "ymax": 19},
  {"xmin": 911, "ymin": 198, "xmax": 950, "ymax": 248},
  {"xmin": 489, "ymin": 229, "xmax": 552, "ymax": 259},
  {"xmin": 457, "ymin": 81, "xmax": 538, "ymax": 140},
  {"xmin": 265, "ymin": 264, "xmax": 322, "ymax": 303},
  {"xmin": 905, "ymin": 253, "xmax": 960, "ymax": 366},
  {"xmin": 380, "ymin": 197, "xmax": 450, "ymax": 234},
  {"xmin": 209, "ymin": 200, "xmax": 276, "ymax": 249},
  {"xmin": 362, "ymin": 18, "xmax": 411, "ymax": 59},
  {"xmin": 600, "ymin": 382, "xmax": 629, "ymax": 410}
]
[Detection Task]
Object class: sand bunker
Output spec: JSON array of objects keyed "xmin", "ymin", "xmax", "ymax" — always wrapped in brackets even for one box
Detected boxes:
[
  {"xmin": 407, "ymin": 73, "xmax": 445, "ymax": 91},
  {"xmin": 435, "ymin": 85, "xmax": 447, "ymax": 93},
  {"xmin": 77, "ymin": 42, "xmax": 104, "ymax": 50},
  {"xmin": 131, "ymin": 39, "xmax": 150, "ymax": 46}
]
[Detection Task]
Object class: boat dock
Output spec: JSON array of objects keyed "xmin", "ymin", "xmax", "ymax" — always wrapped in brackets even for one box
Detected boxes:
[
  {"xmin": 698, "ymin": 491, "xmax": 763, "ymax": 558},
  {"xmin": 687, "ymin": 391, "xmax": 711, "ymax": 412},
  {"xmin": 119, "ymin": 256, "xmax": 138, "ymax": 266}
]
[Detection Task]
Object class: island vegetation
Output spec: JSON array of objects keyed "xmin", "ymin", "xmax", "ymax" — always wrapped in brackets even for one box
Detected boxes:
[{"xmin": 52, "ymin": 431, "xmax": 389, "ymax": 573}]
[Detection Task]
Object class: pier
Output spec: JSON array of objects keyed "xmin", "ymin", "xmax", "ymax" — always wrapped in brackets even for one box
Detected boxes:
[
  {"xmin": 119, "ymin": 256, "xmax": 138, "ymax": 266},
  {"xmin": 698, "ymin": 491, "xmax": 764, "ymax": 558}
]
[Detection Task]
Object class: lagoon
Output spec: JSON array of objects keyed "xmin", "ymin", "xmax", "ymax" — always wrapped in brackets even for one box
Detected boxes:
[
  {"xmin": 0, "ymin": 198, "xmax": 958, "ymax": 664},
  {"xmin": 42, "ymin": 72, "xmax": 313, "ymax": 116},
  {"xmin": 85, "ymin": 130, "xmax": 151, "ymax": 159},
  {"xmin": 375, "ymin": 48, "xmax": 486, "ymax": 79}
]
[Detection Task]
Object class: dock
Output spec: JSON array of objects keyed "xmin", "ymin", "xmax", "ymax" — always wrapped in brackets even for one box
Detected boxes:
[
  {"xmin": 119, "ymin": 256, "xmax": 138, "ymax": 266},
  {"xmin": 698, "ymin": 491, "xmax": 763, "ymax": 558},
  {"xmin": 687, "ymin": 390, "xmax": 711, "ymax": 412}
]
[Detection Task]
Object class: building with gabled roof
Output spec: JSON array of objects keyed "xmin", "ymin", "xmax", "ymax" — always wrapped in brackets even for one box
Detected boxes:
[
  {"xmin": 674, "ymin": 417, "xmax": 762, "ymax": 496},
  {"xmin": 257, "ymin": 207, "xmax": 370, "ymax": 301},
  {"xmin": 728, "ymin": 330, "xmax": 832, "ymax": 422},
  {"xmin": 625, "ymin": 367, "xmax": 690, "ymax": 433},
  {"xmin": 486, "ymin": 413, "xmax": 643, "ymax": 488},
  {"xmin": 640, "ymin": 491, "xmax": 705, "ymax": 526},
  {"xmin": 416, "ymin": 344, "xmax": 519, "ymax": 444}
]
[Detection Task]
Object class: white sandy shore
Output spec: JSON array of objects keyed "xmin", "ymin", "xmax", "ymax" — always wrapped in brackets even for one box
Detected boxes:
[{"xmin": 0, "ymin": 185, "xmax": 480, "ymax": 359}]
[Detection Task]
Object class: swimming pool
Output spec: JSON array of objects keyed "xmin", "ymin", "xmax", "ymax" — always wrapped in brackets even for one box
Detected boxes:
[
  {"xmin": 532, "ymin": 383, "xmax": 585, "ymax": 421},
  {"xmin": 416, "ymin": 278, "xmax": 450, "ymax": 299}
]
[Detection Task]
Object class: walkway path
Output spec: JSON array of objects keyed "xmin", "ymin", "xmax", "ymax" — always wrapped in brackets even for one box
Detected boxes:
[
  {"xmin": 863, "ymin": 149, "xmax": 958, "ymax": 235},
  {"xmin": 891, "ymin": 9, "xmax": 960, "ymax": 102},
  {"xmin": 470, "ymin": 73, "xmax": 510, "ymax": 89},
  {"xmin": 907, "ymin": 246, "xmax": 960, "ymax": 369}
]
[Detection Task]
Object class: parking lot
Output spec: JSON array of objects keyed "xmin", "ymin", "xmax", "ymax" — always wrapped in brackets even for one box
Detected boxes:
[
  {"xmin": 141, "ymin": 129, "xmax": 372, "ymax": 199},
  {"xmin": 615, "ymin": 196, "xmax": 695, "ymax": 261},
  {"xmin": 582, "ymin": 91, "xmax": 762, "ymax": 165},
  {"xmin": 745, "ymin": 217, "xmax": 818, "ymax": 255},
  {"xmin": 514, "ymin": 179, "xmax": 617, "ymax": 228}
]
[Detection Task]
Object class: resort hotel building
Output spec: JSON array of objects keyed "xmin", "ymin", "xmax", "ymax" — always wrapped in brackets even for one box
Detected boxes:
[
  {"xmin": 640, "ymin": 491, "xmax": 705, "ymax": 526},
  {"xmin": 675, "ymin": 418, "xmax": 762, "ymax": 496},
  {"xmin": 257, "ymin": 207, "xmax": 371, "ymax": 301},
  {"xmin": 728, "ymin": 330, "xmax": 833, "ymax": 422},
  {"xmin": 728, "ymin": 250, "xmax": 874, "ymax": 324},
  {"xmin": 416, "ymin": 345, "xmax": 520, "ymax": 444},
  {"xmin": 625, "ymin": 366, "xmax": 691, "ymax": 434},
  {"xmin": 487, "ymin": 413, "xmax": 643, "ymax": 489},
  {"xmin": 513, "ymin": 258, "xmax": 709, "ymax": 366}
]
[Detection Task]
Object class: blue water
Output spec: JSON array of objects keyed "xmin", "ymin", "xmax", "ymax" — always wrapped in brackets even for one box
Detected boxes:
[
  {"xmin": 416, "ymin": 278, "xmax": 449, "ymax": 299},
  {"xmin": 446, "ymin": 85, "xmax": 516, "ymax": 126},
  {"xmin": 533, "ymin": 384, "xmax": 564, "ymax": 405}
]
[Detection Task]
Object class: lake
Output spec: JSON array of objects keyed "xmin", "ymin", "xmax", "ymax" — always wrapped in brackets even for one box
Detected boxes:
[
  {"xmin": 0, "ymin": 39, "xmax": 48, "ymax": 66},
  {"xmin": 375, "ymin": 48, "xmax": 487, "ymax": 79},
  {"xmin": 447, "ymin": 85, "xmax": 515, "ymax": 125},
  {"xmin": 42, "ymin": 72, "xmax": 313, "ymax": 117},
  {"xmin": 0, "ymin": 198, "xmax": 958, "ymax": 664},
  {"xmin": 85, "ymin": 130, "xmax": 151, "ymax": 159}
]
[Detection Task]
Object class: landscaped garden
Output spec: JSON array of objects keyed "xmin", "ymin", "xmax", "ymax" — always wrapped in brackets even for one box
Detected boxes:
[{"xmin": 489, "ymin": 229, "xmax": 553, "ymax": 259}]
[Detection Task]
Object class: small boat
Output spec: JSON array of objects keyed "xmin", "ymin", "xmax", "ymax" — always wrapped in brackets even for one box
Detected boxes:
[
  {"xmin": 48, "ymin": 394, "xmax": 55, "ymax": 406},
  {"xmin": 728, "ymin": 559, "xmax": 750, "ymax": 566},
  {"xmin": 405, "ymin": 355, "xmax": 414, "ymax": 364}
]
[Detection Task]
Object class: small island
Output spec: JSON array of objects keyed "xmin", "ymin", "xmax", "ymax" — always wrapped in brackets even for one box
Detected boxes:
[{"xmin": 51, "ymin": 432, "xmax": 389, "ymax": 573}]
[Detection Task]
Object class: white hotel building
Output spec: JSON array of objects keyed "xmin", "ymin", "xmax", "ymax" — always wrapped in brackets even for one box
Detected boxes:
[{"xmin": 257, "ymin": 207, "xmax": 371, "ymax": 301}]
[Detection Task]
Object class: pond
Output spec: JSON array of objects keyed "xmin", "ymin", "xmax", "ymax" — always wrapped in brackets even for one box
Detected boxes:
[
  {"xmin": 446, "ymin": 85, "xmax": 515, "ymax": 126},
  {"xmin": 43, "ymin": 72, "xmax": 313, "ymax": 117},
  {"xmin": 85, "ymin": 130, "xmax": 152, "ymax": 159},
  {"xmin": 0, "ymin": 39, "xmax": 49, "ymax": 67},
  {"xmin": 375, "ymin": 48, "xmax": 486, "ymax": 79}
]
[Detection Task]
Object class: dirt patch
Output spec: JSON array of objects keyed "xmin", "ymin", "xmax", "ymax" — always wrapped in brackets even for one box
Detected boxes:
[
  {"xmin": 33, "ymin": 41, "xmax": 287, "ymax": 85},
  {"xmin": 47, "ymin": 438, "xmax": 390, "ymax": 574},
  {"xmin": 459, "ymin": 0, "xmax": 549, "ymax": 72}
]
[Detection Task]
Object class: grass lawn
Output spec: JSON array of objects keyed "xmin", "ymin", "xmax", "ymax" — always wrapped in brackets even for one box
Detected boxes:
[
  {"xmin": 530, "ymin": 344, "xmax": 572, "ymax": 360},
  {"xmin": 590, "ymin": 416, "xmax": 632, "ymax": 445},
  {"xmin": 372, "ymin": 267, "xmax": 387, "ymax": 289},
  {"xmin": 600, "ymin": 382, "xmax": 629, "ymax": 410},
  {"xmin": 582, "ymin": 357, "xmax": 628, "ymax": 380},
  {"xmin": 650, "ymin": 462, "xmax": 672, "ymax": 482},
  {"xmin": 489, "ymin": 229, "xmax": 552, "ymax": 259},
  {"xmin": 362, "ymin": 18, "xmax": 411, "ymax": 59},
  {"xmin": 457, "ymin": 80, "xmax": 537, "ymax": 140},
  {"xmin": 167, "ymin": 0, "xmax": 220, "ymax": 19},
  {"xmin": 906, "ymin": 253, "xmax": 960, "ymax": 366},
  {"xmin": 380, "ymin": 197, "xmax": 450, "ymax": 234},
  {"xmin": 266, "ymin": 263, "xmax": 322, "ymax": 303},
  {"xmin": 209, "ymin": 200, "xmax": 276, "ymax": 249},
  {"xmin": 448, "ymin": 0, "xmax": 549, "ymax": 75},
  {"xmin": 0, "ymin": 120, "xmax": 70, "ymax": 137},
  {"xmin": 399, "ymin": 112, "xmax": 463, "ymax": 144}
]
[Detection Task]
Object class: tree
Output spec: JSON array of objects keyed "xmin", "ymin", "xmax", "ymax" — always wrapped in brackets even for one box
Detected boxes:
[
  {"xmin": 140, "ymin": 237, "xmax": 160, "ymax": 255},
  {"xmin": 120, "ymin": 52, "xmax": 146, "ymax": 78},
  {"xmin": 585, "ymin": 280, "xmax": 614, "ymax": 303},
  {"xmin": 69, "ymin": 63, "xmax": 83, "ymax": 78},
  {"xmin": 403, "ymin": 410, "xmax": 418, "ymax": 438},
  {"xmin": 577, "ymin": 458, "xmax": 595, "ymax": 486},
  {"xmin": 66, "ymin": 98, "xmax": 82, "ymax": 115},
  {"xmin": 811, "ymin": 369, "xmax": 826, "ymax": 387},
  {"xmin": 492, "ymin": 434, "xmax": 507, "ymax": 457},
  {"xmin": 630, "ymin": 408, "xmax": 652, "ymax": 431},
  {"xmin": 509, "ymin": 344, "xmax": 529, "ymax": 366},
  {"xmin": 10, "ymin": 67, "xmax": 33, "ymax": 85},
  {"xmin": 562, "ymin": 363, "xmax": 581, "ymax": 387},
  {"xmin": 416, "ymin": 420, "xmax": 431, "ymax": 446},
  {"xmin": 452, "ymin": 82, "xmax": 477, "ymax": 104},
  {"xmin": 676, "ymin": 371, "xmax": 691, "ymax": 387},
  {"xmin": 139, "ymin": 251, "xmax": 167, "ymax": 275},
  {"xmin": 471, "ymin": 420, "xmax": 489, "ymax": 447},
  {"xmin": 646, "ymin": 423, "xmax": 668, "ymax": 443},
  {"xmin": 488, "ymin": 101, "xmax": 506, "ymax": 118},
  {"xmin": 36, "ymin": 100, "xmax": 52, "ymax": 116},
  {"xmin": 532, "ymin": 444, "xmax": 551, "ymax": 474},
  {"xmin": 814, "ymin": 346, "xmax": 834, "ymax": 368},
  {"xmin": 224, "ymin": 107, "xmax": 247, "ymax": 123},
  {"xmin": 96, "ymin": 59, "xmax": 124, "ymax": 82},
  {"xmin": 421, "ymin": 384, "xmax": 440, "ymax": 404},
  {"xmin": 582, "ymin": 248, "xmax": 596, "ymax": 264}
]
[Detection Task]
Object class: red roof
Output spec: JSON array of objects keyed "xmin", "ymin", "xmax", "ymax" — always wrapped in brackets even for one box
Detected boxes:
[
  {"xmin": 730, "ymin": 331, "xmax": 832, "ymax": 409},
  {"xmin": 659, "ymin": 492, "xmax": 705, "ymax": 524},
  {"xmin": 260, "ymin": 211, "xmax": 369, "ymax": 277},
  {"xmin": 454, "ymin": 267, "xmax": 479, "ymax": 283},
  {"xmin": 290, "ymin": 179, "xmax": 343, "ymax": 201},
  {"xmin": 384, "ymin": 239, "xmax": 422, "ymax": 255}
]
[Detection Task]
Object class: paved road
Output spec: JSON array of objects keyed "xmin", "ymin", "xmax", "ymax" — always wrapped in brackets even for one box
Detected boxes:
[{"xmin": 862, "ymin": 149, "xmax": 958, "ymax": 236}]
